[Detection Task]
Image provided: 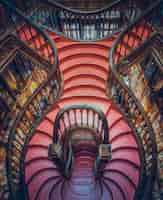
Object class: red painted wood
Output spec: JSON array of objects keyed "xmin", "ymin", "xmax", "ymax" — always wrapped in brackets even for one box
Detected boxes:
[{"xmin": 20, "ymin": 23, "xmax": 152, "ymax": 199}]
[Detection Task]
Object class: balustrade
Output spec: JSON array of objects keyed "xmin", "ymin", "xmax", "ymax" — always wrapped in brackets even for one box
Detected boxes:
[
  {"xmin": 0, "ymin": 0, "xmax": 57, "ymax": 67},
  {"xmin": 0, "ymin": 36, "xmax": 57, "ymax": 144},
  {"xmin": 0, "ymin": 143, "xmax": 9, "ymax": 200},
  {"xmin": 0, "ymin": 1, "xmax": 59, "ymax": 198},
  {"xmin": 0, "ymin": 0, "xmax": 161, "ymax": 199},
  {"xmin": 110, "ymin": 0, "xmax": 161, "ymax": 67},
  {"xmin": 108, "ymin": 75, "xmax": 155, "ymax": 175},
  {"xmin": 109, "ymin": 1, "xmax": 161, "ymax": 198},
  {"xmin": 50, "ymin": 104, "xmax": 111, "ymax": 178},
  {"xmin": 29, "ymin": 0, "xmax": 141, "ymax": 41},
  {"xmin": 53, "ymin": 104, "xmax": 109, "ymax": 144},
  {"xmin": 7, "ymin": 72, "xmax": 61, "ymax": 196}
]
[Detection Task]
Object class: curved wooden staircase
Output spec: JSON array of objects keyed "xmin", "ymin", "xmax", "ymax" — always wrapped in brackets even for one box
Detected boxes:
[{"xmin": 0, "ymin": 0, "xmax": 161, "ymax": 199}]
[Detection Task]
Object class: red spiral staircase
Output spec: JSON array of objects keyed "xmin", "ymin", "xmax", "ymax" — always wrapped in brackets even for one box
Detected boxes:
[
  {"xmin": 23, "ymin": 30, "xmax": 150, "ymax": 200},
  {"xmin": 0, "ymin": 0, "xmax": 161, "ymax": 199}
]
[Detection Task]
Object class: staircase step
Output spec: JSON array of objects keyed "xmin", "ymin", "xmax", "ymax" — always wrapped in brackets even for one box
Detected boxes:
[
  {"xmin": 62, "ymin": 85, "xmax": 107, "ymax": 98},
  {"xmin": 25, "ymin": 158, "xmax": 57, "ymax": 183},
  {"xmin": 100, "ymin": 181, "xmax": 114, "ymax": 200},
  {"xmin": 36, "ymin": 176, "xmax": 61, "ymax": 200},
  {"xmin": 64, "ymin": 74, "xmax": 105, "ymax": 91},
  {"xmin": 103, "ymin": 171, "xmax": 135, "ymax": 200},
  {"xmin": 112, "ymin": 148, "xmax": 140, "ymax": 166},
  {"xmin": 63, "ymin": 64, "xmax": 107, "ymax": 81},
  {"xmin": 111, "ymin": 134, "xmax": 138, "ymax": 150},
  {"xmin": 105, "ymin": 161, "xmax": 139, "ymax": 185},
  {"xmin": 102, "ymin": 179, "xmax": 124, "ymax": 200},
  {"xmin": 59, "ymin": 96, "xmax": 111, "ymax": 112},
  {"xmin": 109, "ymin": 119, "xmax": 132, "ymax": 142},
  {"xmin": 59, "ymin": 54, "xmax": 108, "ymax": 72},
  {"xmin": 36, "ymin": 119, "xmax": 53, "ymax": 136},
  {"xmin": 23, "ymin": 27, "xmax": 143, "ymax": 200},
  {"xmin": 106, "ymin": 108, "xmax": 123, "ymax": 129},
  {"xmin": 48, "ymin": 179, "xmax": 64, "ymax": 200},
  {"xmin": 58, "ymin": 44, "xmax": 109, "ymax": 61},
  {"xmin": 26, "ymin": 145, "xmax": 48, "ymax": 161},
  {"xmin": 29, "ymin": 131, "xmax": 52, "ymax": 146}
]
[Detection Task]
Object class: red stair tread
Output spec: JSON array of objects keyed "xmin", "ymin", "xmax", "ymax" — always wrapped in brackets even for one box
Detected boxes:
[
  {"xmin": 36, "ymin": 119, "xmax": 53, "ymax": 135},
  {"xmin": 136, "ymin": 24, "xmax": 152, "ymax": 38},
  {"xmin": 111, "ymin": 134, "xmax": 138, "ymax": 149},
  {"xmin": 25, "ymin": 159, "xmax": 57, "ymax": 183},
  {"xmin": 36, "ymin": 177, "xmax": 61, "ymax": 200},
  {"xmin": 105, "ymin": 161, "xmax": 139, "ymax": 185},
  {"xmin": 110, "ymin": 118, "xmax": 132, "ymax": 132},
  {"xmin": 109, "ymin": 119, "xmax": 133, "ymax": 141},
  {"xmin": 106, "ymin": 108, "xmax": 122, "ymax": 126},
  {"xmin": 46, "ymin": 105, "xmax": 60, "ymax": 121},
  {"xmin": 28, "ymin": 170, "xmax": 61, "ymax": 200},
  {"xmin": 59, "ymin": 55, "xmax": 108, "ymax": 72},
  {"xmin": 58, "ymin": 96, "xmax": 111, "ymax": 112},
  {"xmin": 53, "ymin": 38, "xmax": 78, "ymax": 48},
  {"xmin": 102, "ymin": 180, "xmax": 123, "ymax": 200},
  {"xmin": 26, "ymin": 146, "xmax": 48, "ymax": 161},
  {"xmin": 112, "ymin": 148, "xmax": 140, "ymax": 166},
  {"xmin": 29, "ymin": 132, "xmax": 52, "ymax": 146},
  {"xmin": 104, "ymin": 171, "xmax": 135, "ymax": 200},
  {"xmin": 63, "ymin": 64, "xmax": 107, "ymax": 81},
  {"xmin": 58, "ymin": 44, "xmax": 109, "ymax": 60},
  {"xmin": 64, "ymin": 75, "xmax": 105, "ymax": 90},
  {"xmin": 54, "ymin": 37, "xmax": 115, "ymax": 50},
  {"xmin": 62, "ymin": 85, "xmax": 107, "ymax": 98}
]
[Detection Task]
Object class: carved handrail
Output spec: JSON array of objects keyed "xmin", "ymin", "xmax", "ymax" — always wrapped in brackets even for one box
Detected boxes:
[
  {"xmin": 111, "ymin": 31, "xmax": 163, "ymax": 198},
  {"xmin": 28, "ymin": 0, "xmax": 141, "ymax": 41},
  {"xmin": 0, "ymin": 35, "xmax": 52, "ymax": 70},
  {"xmin": 0, "ymin": 35, "xmax": 58, "ymax": 142},
  {"xmin": 0, "ymin": 37, "xmax": 61, "ymax": 199},
  {"xmin": 53, "ymin": 104, "xmax": 109, "ymax": 144},
  {"xmin": 109, "ymin": 1, "xmax": 161, "ymax": 199},
  {"xmin": 51, "ymin": 104, "xmax": 110, "ymax": 178},
  {"xmin": 0, "ymin": 0, "xmax": 58, "ymax": 70},
  {"xmin": 7, "ymin": 71, "xmax": 61, "ymax": 199},
  {"xmin": 0, "ymin": 142, "xmax": 9, "ymax": 200},
  {"xmin": 0, "ymin": 1, "xmax": 60, "ymax": 199},
  {"xmin": 0, "ymin": 38, "xmax": 61, "ymax": 200},
  {"xmin": 110, "ymin": 0, "xmax": 161, "ymax": 68},
  {"xmin": 107, "ymin": 72, "xmax": 157, "ymax": 199}
]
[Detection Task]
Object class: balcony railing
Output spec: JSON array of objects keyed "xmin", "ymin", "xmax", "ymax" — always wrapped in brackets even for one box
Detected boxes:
[
  {"xmin": 110, "ymin": 0, "xmax": 161, "ymax": 67},
  {"xmin": 29, "ymin": 0, "xmax": 141, "ymax": 41},
  {"xmin": 50, "ymin": 104, "xmax": 110, "ymax": 178},
  {"xmin": 109, "ymin": 1, "xmax": 161, "ymax": 199},
  {"xmin": 0, "ymin": 0, "xmax": 58, "ymax": 68},
  {"xmin": 111, "ymin": 31, "xmax": 163, "ymax": 198},
  {"xmin": 7, "ymin": 71, "xmax": 61, "ymax": 199},
  {"xmin": 0, "ymin": 34, "xmax": 61, "ymax": 200},
  {"xmin": 53, "ymin": 104, "xmax": 109, "ymax": 144},
  {"xmin": 0, "ymin": 1, "xmax": 60, "ymax": 199},
  {"xmin": 0, "ymin": 37, "xmax": 61, "ymax": 199},
  {"xmin": 0, "ymin": 35, "xmax": 56, "ymax": 140}
]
